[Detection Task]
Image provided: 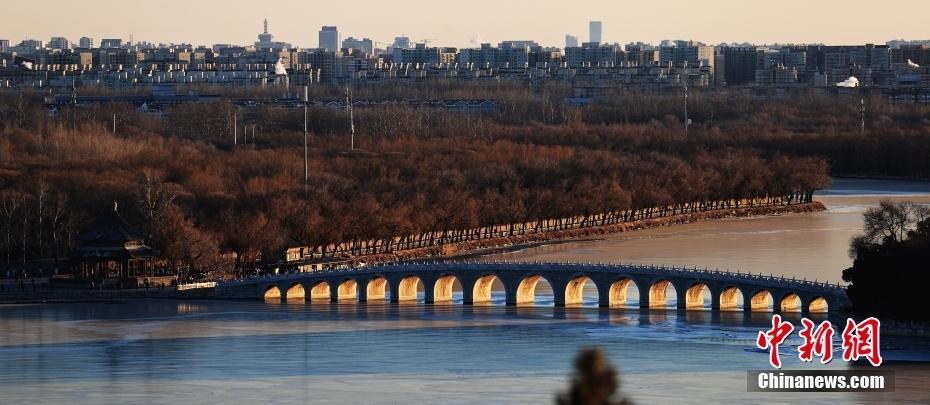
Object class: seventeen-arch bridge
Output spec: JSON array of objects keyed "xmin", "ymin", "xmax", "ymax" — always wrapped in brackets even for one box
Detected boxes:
[{"xmin": 217, "ymin": 261, "xmax": 848, "ymax": 313}]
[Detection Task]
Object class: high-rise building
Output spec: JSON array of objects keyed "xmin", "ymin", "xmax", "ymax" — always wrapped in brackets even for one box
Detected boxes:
[
  {"xmin": 0, "ymin": 40, "xmax": 9, "ymax": 53},
  {"xmin": 589, "ymin": 21, "xmax": 602, "ymax": 44},
  {"xmin": 319, "ymin": 26, "xmax": 340, "ymax": 52},
  {"xmin": 342, "ymin": 37, "xmax": 374, "ymax": 55},
  {"xmin": 79, "ymin": 37, "xmax": 94, "ymax": 49},
  {"xmin": 566, "ymin": 35, "xmax": 579, "ymax": 48},
  {"xmin": 722, "ymin": 46, "xmax": 759, "ymax": 86},
  {"xmin": 49, "ymin": 37, "xmax": 70, "ymax": 50}
]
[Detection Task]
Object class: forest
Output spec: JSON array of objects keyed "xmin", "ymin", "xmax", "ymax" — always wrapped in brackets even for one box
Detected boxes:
[{"xmin": 1, "ymin": 81, "xmax": 928, "ymax": 278}]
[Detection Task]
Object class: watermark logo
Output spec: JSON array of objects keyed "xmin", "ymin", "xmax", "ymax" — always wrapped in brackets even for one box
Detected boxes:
[
  {"xmin": 756, "ymin": 314, "xmax": 794, "ymax": 368},
  {"xmin": 798, "ymin": 318, "xmax": 834, "ymax": 364},
  {"xmin": 750, "ymin": 316, "xmax": 890, "ymax": 393},
  {"xmin": 756, "ymin": 316, "xmax": 882, "ymax": 368}
]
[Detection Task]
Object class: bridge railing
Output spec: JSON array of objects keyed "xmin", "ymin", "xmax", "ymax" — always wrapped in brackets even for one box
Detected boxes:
[{"xmin": 217, "ymin": 260, "xmax": 847, "ymax": 293}]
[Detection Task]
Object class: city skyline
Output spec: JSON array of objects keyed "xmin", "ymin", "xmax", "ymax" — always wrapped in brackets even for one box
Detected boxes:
[{"xmin": 4, "ymin": 0, "xmax": 930, "ymax": 48}]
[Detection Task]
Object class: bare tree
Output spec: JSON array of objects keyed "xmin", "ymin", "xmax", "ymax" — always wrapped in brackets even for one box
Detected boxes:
[
  {"xmin": 36, "ymin": 180, "xmax": 48, "ymax": 259},
  {"xmin": 0, "ymin": 191, "xmax": 23, "ymax": 265},
  {"xmin": 48, "ymin": 192, "xmax": 71, "ymax": 266},
  {"xmin": 136, "ymin": 170, "xmax": 176, "ymax": 233},
  {"xmin": 851, "ymin": 200, "xmax": 930, "ymax": 257}
]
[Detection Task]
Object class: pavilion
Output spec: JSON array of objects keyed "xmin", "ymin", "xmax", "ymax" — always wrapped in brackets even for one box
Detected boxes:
[{"xmin": 71, "ymin": 203, "xmax": 162, "ymax": 288}]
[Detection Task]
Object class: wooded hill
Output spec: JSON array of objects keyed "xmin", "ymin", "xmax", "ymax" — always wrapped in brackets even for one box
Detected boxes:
[{"xmin": 2, "ymin": 83, "xmax": 927, "ymax": 276}]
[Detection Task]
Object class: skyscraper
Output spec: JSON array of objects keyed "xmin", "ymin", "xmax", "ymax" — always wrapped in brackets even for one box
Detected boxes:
[
  {"xmin": 566, "ymin": 35, "xmax": 579, "ymax": 48},
  {"xmin": 589, "ymin": 21, "xmax": 602, "ymax": 44},
  {"xmin": 319, "ymin": 26, "xmax": 340, "ymax": 52}
]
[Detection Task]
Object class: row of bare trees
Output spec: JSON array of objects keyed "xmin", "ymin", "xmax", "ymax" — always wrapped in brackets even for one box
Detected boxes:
[{"xmin": 5, "ymin": 82, "xmax": 927, "ymax": 277}]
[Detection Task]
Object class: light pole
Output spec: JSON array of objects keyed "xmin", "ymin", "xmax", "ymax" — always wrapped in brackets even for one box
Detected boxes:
[
  {"xmin": 683, "ymin": 82, "xmax": 690, "ymax": 135},
  {"xmin": 304, "ymin": 86, "xmax": 309, "ymax": 194}
]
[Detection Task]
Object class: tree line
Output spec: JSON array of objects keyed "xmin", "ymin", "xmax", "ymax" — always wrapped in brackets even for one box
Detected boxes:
[{"xmin": 6, "ymin": 82, "xmax": 928, "ymax": 278}]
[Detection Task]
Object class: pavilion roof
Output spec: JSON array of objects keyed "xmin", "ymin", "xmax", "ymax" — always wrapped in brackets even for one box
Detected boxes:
[{"xmin": 78, "ymin": 202, "xmax": 149, "ymax": 245}]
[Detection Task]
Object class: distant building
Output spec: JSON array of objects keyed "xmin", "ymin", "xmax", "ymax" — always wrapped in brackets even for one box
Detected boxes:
[
  {"xmin": 48, "ymin": 37, "xmax": 70, "ymax": 50},
  {"xmin": 565, "ymin": 42, "xmax": 618, "ymax": 67},
  {"xmin": 624, "ymin": 42, "xmax": 657, "ymax": 65},
  {"xmin": 439, "ymin": 47, "xmax": 458, "ymax": 64},
  {"xmin": 808, "ymin": 44, "xmax": 892, "ymax": 86},
  {"xmin": 892, "ymin": 44, "xmax": 930, "ymax": 66},
  {"xmin": 254, "ymin": 19, "xmax": 291, "ymax": 50},
  {"xmin": 100, "ymin": 38, "xmax": 123, "ymax": 49},
  {"xmin": 529, "ymin": 46, "xmax": 561, "ymax": 67},
  {"xmin": 78, "ymin": 37, "xmax": 94, "ymax": 49},
  {"xmin": 342, "ymin": 37, "xmax": 374, "ymax": 55},
  {"xmin": 11, "ymin": 39, "xmax": 44, "ymax": 58},
  {"xmin": 624, "ymin": 42, "xmax": 659, "ymax": 66},
  {"xmin": 498, "ymin": 42, "xmax": 531, "ymax": 68},
  {"xmin": 392, "ymin": 36, "xmax": 411, "ymax": 50},
  {"xmin": 0, "ymin": 40, "xmax": 9, "ymax": 53},
  {"xmin": 319, "ymin": 26, "xmax": 340, "ymax": 52},
  {"xmin": 660, "ymin": 41, "xmax": 714, "ymax": 69},
  {"xmin": 399, "ymin": 43, "xmax": 440, "ymax": 65},
  {"xmin": 722, "ymin": 46, "xmax": 758, "ymax": 85},
  {"xmin": 566, "ymin": 35, "xmax": 579, "ymax": 48},
  {"xmin": 589, "ymin": 21, "xmax": 602, "ymax": 44}
]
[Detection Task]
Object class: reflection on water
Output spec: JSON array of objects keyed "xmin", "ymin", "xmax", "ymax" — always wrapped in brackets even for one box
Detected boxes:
[
  {"xmin": 2, "ymin": 179, "xmax": 930, "ymax": 404},
  {"xmin": 0, "ymin": 300, "xmax": 927, "ymax": 404}
]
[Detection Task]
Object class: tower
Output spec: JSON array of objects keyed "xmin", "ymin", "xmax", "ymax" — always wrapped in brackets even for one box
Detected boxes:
[{"xmin": 589, "ymin": 21, "xmax": 602, "ymax": 44}]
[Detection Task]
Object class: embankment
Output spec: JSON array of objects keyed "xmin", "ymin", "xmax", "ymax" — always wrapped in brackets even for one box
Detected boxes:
[{"xmin": 356, "ymin": 202, "xmax": 826, "ymax": 264}]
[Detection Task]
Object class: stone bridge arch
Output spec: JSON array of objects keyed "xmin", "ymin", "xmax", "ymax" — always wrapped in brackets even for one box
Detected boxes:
[
  {"xmin": 308, "ymin": 280, "xmax": 331, "ymax": 302},
  {"xmin": 601, "ymin": 277, "xmax": 638, "ymax": 308},
  {"xmin": 565, "ymin": 274, "xmax": 599, "ymax": 307},
  {"xmin": 284, "ymin": 282, "xmax": 305, "ymax": 302},
  {"xmin": 391, "ymin": 275, "xmax": 424, "ymax": 303},
  {"xmin": 645, "ymin": 279, "xmax": 679, "ymax": 309},
  {"xmin": 336, "ymin": 278, "xmax": 358, "ymax": 302},
  {"xmin": 749, "ymin": 289, "xmax": 774, "ymax": 312},
  {"xmin": 468, "ymin": 273, "xmax": 505, "ymax": 305},
  {"xmin": 432, "ymin": 274, "xmax": 462, "ymax": 304},
  {"xmin": 514, "ymin": 274, "xmax": 557, "ymax": 306},
  {"xmin": 808, "ymin": 297, "xmax": 829, "ymax": 313},
  {"xmin": 263, "ymin": 284, "xmax": 282, "ymax": 301},
  {"xmin": 366, "ymin": 276, "xmax": 389, "ymax": 303},
  {"xmin": 718, "ymin": 286, "xmax": 744, "ymax": 311},
  {"xmin": 779, "ymin": 293, "xmax": 802, "ymax": 313},
  {"xmin": 684, "ymin": 282, "xmax": 712, "ymax": 310}
]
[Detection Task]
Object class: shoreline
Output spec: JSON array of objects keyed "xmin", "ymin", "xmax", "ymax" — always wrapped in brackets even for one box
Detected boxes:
[
  {"xmin": 355, "ymin": 202, "xmax": 827, "ymax": 265},
  {"xmin": 0, "ymin": 203, "xmax": 825, "ymax": 305}
]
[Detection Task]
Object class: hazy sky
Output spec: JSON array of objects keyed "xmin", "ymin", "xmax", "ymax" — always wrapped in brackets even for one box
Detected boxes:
[{"xmin": 5, "ymin": 1, "xmax": 930, "ymax": 48}]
